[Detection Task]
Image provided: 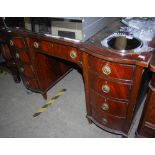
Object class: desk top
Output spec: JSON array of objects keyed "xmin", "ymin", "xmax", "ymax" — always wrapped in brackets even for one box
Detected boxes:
[
  {"xmin": 0, "ymin": 20, "xmax": 154, "ymax": 68},
  {"xmin": 84, "ymin": 20, "xmax": 154, "ymax": 67}
]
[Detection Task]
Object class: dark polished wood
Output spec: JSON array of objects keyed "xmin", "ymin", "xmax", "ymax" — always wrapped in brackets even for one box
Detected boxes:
[
  {"xmin": 122, "ymin": 65, "xmax": 145, "ymax": 134},
  {"xmin": 90, "ymin": 72, "xmax": 131, "ymax": 101},
  {"xmin": 82, "ymin": 52, "xmax": 92, "ymax": 124},
  {"xmin": 15, "ymin": 49, "xmax": 31, "ymax": 64},
  {"xmin": 88, "ymin": 55, "xmax": 135, "ymax": 81},
  {"xmin": 92, "ymin": 106, "xmax": 126, "ymax": 131},
  {"xmin": 28, "ymin": 38, "xmax": 81, "ymax": 64},
  {"xmin": 11, "ymin": 37, "xmax": 26, "ymax": 48},
  {"xmin": 90, "ymin": 90, "xmax": 128, "ymax": 118},
  {"xmin": 29, "ymin": 50, "xmax": 72, "ymax": 92},
  {"xmin": 0, "ymin": 36, "xmax": 20, "ymax": 83},
  {"xmin": 0, "ymin": 19, "xmax": 154, "ymax": 137},
  {"xmin": 85, "ymin": 50, "xmax": 147, "ymax": 136},
  {"xmin": 136, "ymin": 53, "xmax": 155, "ymax": 138},
  {"xmin": 9, "ymin": 36, "xmax": 72, "ymax": 97}
]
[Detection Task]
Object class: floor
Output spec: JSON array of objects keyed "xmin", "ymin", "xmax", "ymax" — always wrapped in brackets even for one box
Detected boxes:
[{"xmin": 0, "ymin": 69, "xmax": 144, "ymax": 138}]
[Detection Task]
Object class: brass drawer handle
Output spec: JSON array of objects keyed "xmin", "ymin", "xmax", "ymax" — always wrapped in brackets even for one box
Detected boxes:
[
  {"xmin": 10, "ymin": 40, "xmax": 14, "ymax": 46},
  {"xmin": 16, "ymin": 53, "xmax": 20, "ymax": 58},
  {"xmin": 26, "ymin": 81, "xmax": 29, "ymax": 85},
  {"xmin": 102, "ymin": 118, "xmax": 108, "ymax": 125},
  {"xmin": 50, "ymin": 43, "xmax": 53, "ymax": 47},
  {"xmin": 102, "ymin": 84, "xmax": 110, "ymax": 93},
  {"xmin": 34, "ymin": 42, "xmax": 39, "ymax": 48},
  {"xmin": 20, "ymin": 67, "xmax": 24, "ymax": 73},
  {"xmin": 102, "ymin": 65, "xmax": 111, "ymax": 75},
  {"xmin": 70, "ymin": 50, "xmax": 77, "ymax": 59},
  {"xmin": 101, "ymin": 103, "xmax": 109, "ymax": 111}
]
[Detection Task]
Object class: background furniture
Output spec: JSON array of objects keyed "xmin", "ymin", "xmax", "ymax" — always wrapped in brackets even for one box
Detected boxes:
[
  {"xmin": 136, "ymin": 53, "xmax": 155, "ymax": 137},
  {"xmin": 0, "ymin": 35, "xmax": 20, "ymax": 83}
]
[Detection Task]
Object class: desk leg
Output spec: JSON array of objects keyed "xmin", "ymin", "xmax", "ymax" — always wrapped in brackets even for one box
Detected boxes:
[
  {"xmin": 13, "ymin": 74, "xmax": 21, "ymax": 83},
  {"xmin": 0, "ymin": 62, "xmax": 21, "ymax": 83},
  {"xmin": 87, "ymin": 117, "xmax": 92, "ymax": 124},
  {"xmin": 42, "ymin": 93, "xmax": 47, "ymax": 100}
]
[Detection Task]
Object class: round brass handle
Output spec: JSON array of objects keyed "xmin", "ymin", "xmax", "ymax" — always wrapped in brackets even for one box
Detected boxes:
[
  {"xmin": 50, "ymin": 43, "xmax": 53, "ymax": 47},
  {"xmin": 34, "ymin": 42, "xmax": 39, "ymax": 48},
  {"xmin": 26, "ymin": 81, "xmax": 29, "ymax": 85},
  {"xmin": 16, "ymin": 53, "xmax": 20, "ymax": 58},
  {"xmin": 102, "ymin": 118, "xmax": 108, "ymax": 125},
  {"xmin": 102, "ymin": 65, "xmax": 111, "ymax": 75},
  {"xmin": 20, "ymin": 67, "xmax": 24, "ymax": 73},
  {"xmin": 101, "ymin": 103, "xmax": 109, "ymax": 111},
  {"xmin": 102, "ymin": 84, "xmax": 110, "ymax": 93},
  {"xmin": 70, "ymin": 50, "xmax": 77, "ymax": 59},
  {"xmin": 10, "ymin": 40, "xmax": 14, "ymax": 46}
]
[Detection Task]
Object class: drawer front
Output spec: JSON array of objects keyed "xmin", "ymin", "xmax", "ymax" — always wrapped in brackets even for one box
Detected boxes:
[
  {"xmin": 29, "ymin": 38, "xmax": 81, "ymax": 63},
  {"xmin": 29, "ymin": 38, "xmax": 54, "ymax": 54},
  {"xmin": 10, "ymin": 37, "xmax": 25, "ymax": 49},
  {"xmin": 53, "ymin": 43, "xmax": 81, "ymax": 63},
  {"xmin": 140, "ymin": 124, "xmax": 155, "ymax": 138},
  {"xmin": 88, "ymin": 55, "xmax": 134, "ymax": 80},
  {"xmin": 19, "ymin": 64, "xmax": 34, "ymax": 78},
  {"xmin": 15, "ymin": 50, "xmax": 30, "ymax": 64},
  {"xmin": 149, "ymin": 91, "xmax": 155, "ymax": 109},
  {"xmin": 92, "ymin": 107, "xmax": 125, "ymax": 131},
  {"xmin": 90, "ymin": 72, "xmax": 131, "ymax": 100},
  {"xmin": 146, "ymin": 110, "xmax": 155, "ymax": 125},
  {"xmin": 90, "ymin": 90, "xmax": 128, "ymax": 117}
]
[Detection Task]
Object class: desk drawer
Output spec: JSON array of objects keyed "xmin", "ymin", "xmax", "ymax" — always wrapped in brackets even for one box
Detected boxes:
[
  {"xmin": 29, "ymin": 38, "xmax": 81, "ymax": 64},
  {"xmin": 10, "ymin": 37, "xmax": 25, "ymax": 49},
  {"xmin": 19, "ymin": 64, "xmax": 34, "ymax": 78},
  {"xmin": 90, "ymin": 90, "xmax": 128, "ymax": 117},
  {"xmin": 88, "ymin": 55, "xmax": 134, "ymax": 81},
  {"xmin": 29, "ymin": 38, "xmax": 54, "ymax": 54},
  {"xmin": 149, "ymin": 90, "xmax": 155, "ymax": 109},
  {"xmin": 15, "ymin": 49, "xmax": 30, "ymax": 64},
  {"xmin": 139, "ymin": 124, "xmax": 155, "ymax": 138},
  {"xmin": 92, "ymin": 107, "xmax": 125, "ymax": 131},
  {"xmin": 146, "ymin": 110, "xmax": 155, "ymax": 125},
  {"xmin": 53, "ymin": 43, "xmax": 81, "ymax": 63},
  {"xmin": 90, "ymin": 72, "xmax": 131, "ymax": 100}
]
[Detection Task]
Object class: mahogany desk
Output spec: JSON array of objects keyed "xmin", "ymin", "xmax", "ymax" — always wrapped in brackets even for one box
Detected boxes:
[{"xmin": 0, "ymin": 22, "xmax": 154, "ymax": 137}]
